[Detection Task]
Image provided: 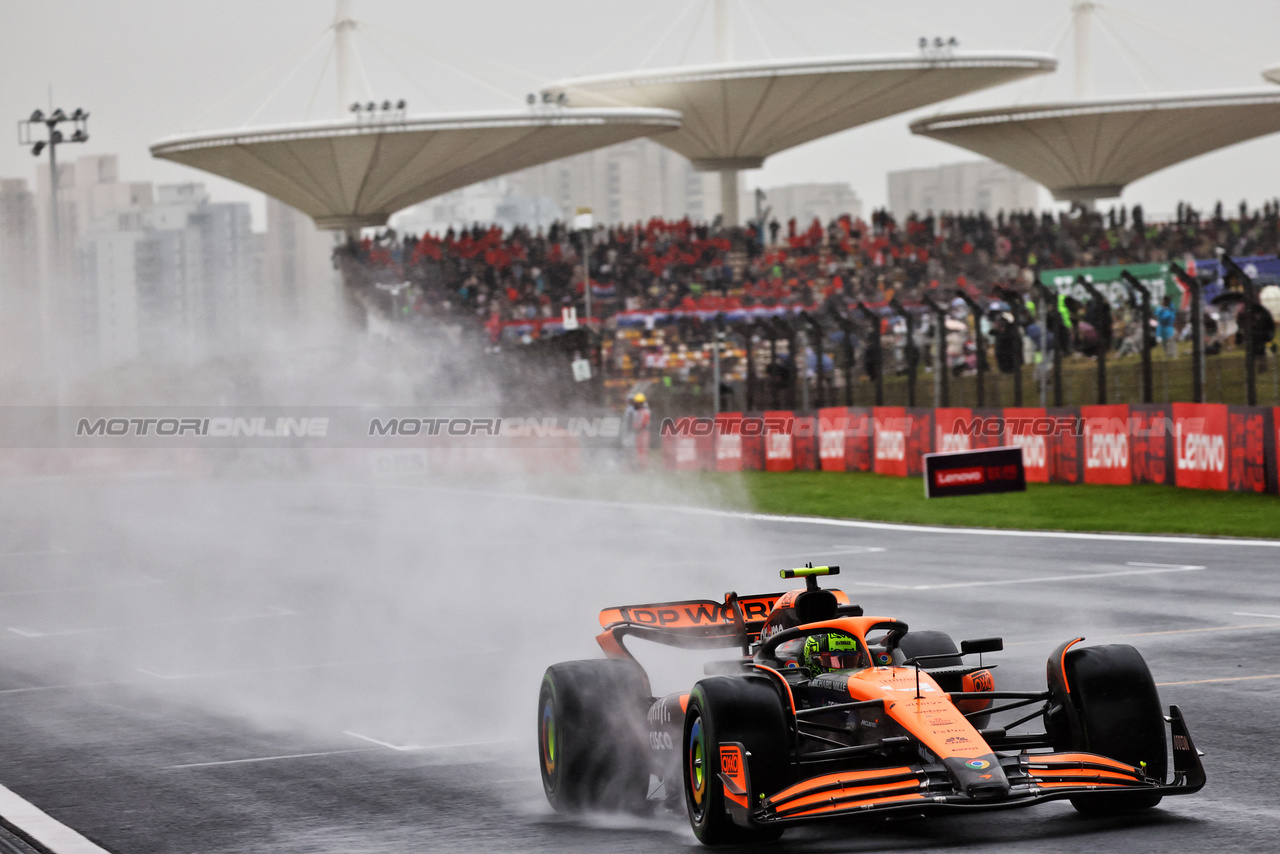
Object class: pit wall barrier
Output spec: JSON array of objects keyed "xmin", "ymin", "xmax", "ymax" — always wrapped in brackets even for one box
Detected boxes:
[{"xmin": 660, "ymin": 404, "xmax": 1280, "ymax": 495}]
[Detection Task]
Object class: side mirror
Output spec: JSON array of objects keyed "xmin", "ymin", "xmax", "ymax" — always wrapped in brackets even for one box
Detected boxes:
[{"xmin": 961, "ymin": 637, "xmax": 1003, "ymax": 655}]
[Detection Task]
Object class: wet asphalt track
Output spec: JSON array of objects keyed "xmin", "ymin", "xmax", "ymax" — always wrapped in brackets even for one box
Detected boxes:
[{"xmin": 0, "ymin": 475, "xmax": 1278, "ymax": 853}]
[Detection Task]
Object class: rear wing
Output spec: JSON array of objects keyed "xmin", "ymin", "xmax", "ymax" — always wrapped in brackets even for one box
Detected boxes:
[{"xmin": 596, "ymin": 589, "xmax": 851, "ymax": 659}]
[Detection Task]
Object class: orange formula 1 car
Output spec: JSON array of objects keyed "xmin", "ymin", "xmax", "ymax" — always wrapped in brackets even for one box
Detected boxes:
[{"xmin": 537, "ymin": 565, "xmax": 1204, "ymax": 845}]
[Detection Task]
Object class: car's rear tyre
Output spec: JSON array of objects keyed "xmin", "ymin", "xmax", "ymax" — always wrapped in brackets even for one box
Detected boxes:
[
  {"xmin": 537, "ymin": 659, "xmax": 651, "ymax": 813},
  {"xmin": 1052, "ymin": 644, "xmax": 1167, "ymax": 815},
  {"xmin": 682, "ymin": 676, "xmax": 788, "ymax": 845},
  {"xmin": 897, "ymin": 630, "xmax": 962, "ymax": 667},
  {"xmin": 897, "ymin": 631, "xmax": 992, "ymax": 729}
]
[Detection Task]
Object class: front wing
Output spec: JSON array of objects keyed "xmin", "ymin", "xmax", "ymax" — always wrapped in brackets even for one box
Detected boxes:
[{"xmin": 718, "ymin": 705, "xmax": 1205, "ymax": 826}]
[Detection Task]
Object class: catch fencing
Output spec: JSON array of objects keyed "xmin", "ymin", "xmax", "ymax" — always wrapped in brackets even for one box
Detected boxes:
[{"xmin": 660, "ymin": 403, "xmax": 1279, "ymax": 495}]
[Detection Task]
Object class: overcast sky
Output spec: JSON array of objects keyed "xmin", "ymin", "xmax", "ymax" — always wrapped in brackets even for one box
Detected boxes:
[{"xmin": 4, "ymin": 0, "xmax": 1279, "ymax": 229}]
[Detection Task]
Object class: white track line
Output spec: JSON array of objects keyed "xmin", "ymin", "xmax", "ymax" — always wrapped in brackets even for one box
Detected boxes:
[
  {"xmin": 0, "ymin": 546, "xmax": 67, "ymax": 558},
  {"xmin": 368, "ymin": 485, "xmax": 1280, "ymax": 547},
  {"xmin": 1159, "ymin": 673, "xmax": 1280, "ymax": 686},
  {"xmin": 8, "ymin": 606, "xmax": 297, "ymax": 638},
  {"xmin": 1233, "ymin": 612, "xmax": 1280, "ymax": 620},
  {"xmin": 903, "ymin": 564, "xmax": 1205, "ymax": 591},
  {"xmin": 166, "ymin": 738, "xmax": 503, "ymax": 770},
  {"xmin": 134, "ymin": 652, "xmax": 435, "ymax": 681},
  {"xmin": 341, "ymin": 731, "xmax": 422, "ymax": 751},
  {"xmin": 0, "ymin": 576, "xmax": 162, "ymax": 597},
  {"xmin": 166, "ymin": 747, "xmax": 383, "ymax": 769},
  {"xmin": 0, "ymin": 782, "xmax": 112, "ymax": 853},
  {"xmin": 652, "ymin": 545, "xmax": 886, "ymax": 568},
  {"xmin": 0, "ymin": 680, "xmax": 132, "ymax": 695}
]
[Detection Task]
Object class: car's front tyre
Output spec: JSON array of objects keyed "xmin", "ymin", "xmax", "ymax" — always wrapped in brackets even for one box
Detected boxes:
[
  {"xmin": 1047, "ymin": 643, "xmax": 1167, "ymax": 815},
  {"xmin": 682, "ymin": 676, "xmax": 788, "ymax": 845}
]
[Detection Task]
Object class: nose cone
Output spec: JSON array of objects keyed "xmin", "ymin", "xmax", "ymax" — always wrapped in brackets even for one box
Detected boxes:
[{"xmin": 943, "ymin": 754, "xmax": 1010, "ymax": 799}]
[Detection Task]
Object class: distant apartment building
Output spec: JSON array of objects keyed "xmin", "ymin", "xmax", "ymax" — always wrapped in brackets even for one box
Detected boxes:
[
  {"xmin": 69, "ymin": 172, "xmax": 255, "ymax": 368},
  {"xmin": 761, "ymin": 182, "xmax": 863, "ymax": 228},
  {"xmin": 35, "ymin": 155, "xmax": 152, "ymax": 285},
  {"xmin": 391, "ymin": 138, "xmax": 723, "ymax": 233},
  {"xmin": 0, "ymin": 179, "xmax": 41, "ymax": 372},
  {"xmin": 261, "ymin": 196, "xmax": 342, "ymax": 324},
  {"xmin": 887, "ymin": 161, "xmax": 1041, "ymax": 221}
]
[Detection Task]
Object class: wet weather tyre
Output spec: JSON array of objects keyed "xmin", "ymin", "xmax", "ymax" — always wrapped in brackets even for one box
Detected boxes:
[
  {"xmin": 1059, "ymin": 644, "xmax": 1167, "ymax": 814},
  {"xmin": 897, "ymin": 631, "xmax": 962, "ymax": 667},
  {"xmin": 898, "ymin": 631, "xmax": 992, "ymax": 728},
  {"xmin": 537, "ymin": 659, "xmax": 651, "ymax": 813},
  {"xmin": 682, "ymin": 677, "xmax": 788, "ymax": 845}
]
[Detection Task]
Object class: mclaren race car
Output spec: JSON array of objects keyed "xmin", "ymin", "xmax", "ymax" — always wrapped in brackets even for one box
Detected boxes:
[{"xmin": 537, "ymin": 565, "xmax": 1205, "ymax": 844}]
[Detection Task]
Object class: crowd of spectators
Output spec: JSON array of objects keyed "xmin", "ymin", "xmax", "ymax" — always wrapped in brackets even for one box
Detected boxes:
[{"xmin": 335, "ymin": 200, "xmax": 1280, "ymax": 403}]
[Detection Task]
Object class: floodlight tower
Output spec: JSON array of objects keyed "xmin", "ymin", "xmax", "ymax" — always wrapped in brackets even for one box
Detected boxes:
[
  {"xmin": 713, "ymin": 0, "xmax": 740, "ymax": 227},
  {"xmin": 334, "ymin": 0, "xmax": 357, "ymax": 116},
  {"xmin": 1072, "ymin": 1, "xmax": 1096, "ymax": 99},
  {"xmin": 18, "ymin": 107, "xmax": 90, "ymax": 269}
]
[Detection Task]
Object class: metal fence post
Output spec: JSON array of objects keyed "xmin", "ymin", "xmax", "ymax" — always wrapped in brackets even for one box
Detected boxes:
[{"xmin": 856, "ymin": 302, "xmax": 884, "ymax": 406}]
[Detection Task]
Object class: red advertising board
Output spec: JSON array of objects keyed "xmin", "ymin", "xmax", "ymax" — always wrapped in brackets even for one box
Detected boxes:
[
  {"xmin": 846, "ymin": 407, "xmax": 873, "ymax": 472},
  {"xmin": 714, "ymin": 412, "xmax": 743, "ymax": 472},
  {"xmin": 741, "ymin": 412, "xmax": 765, "ymax": 471},
  {"xmin": 934, "ymin": 407, "xmax": 975, "ymax": 454},
  {"xmin": 1275, "ymin": 407, "xmax": 1280, "ymax": 494},
  {"xmin": 1081, "ymin": 404, "xmax": 1132, "ymax": 485},
  {"xmin": 1002, "ymin": 407, "xmax": 1049, "ymax": 483},
  {"xmin": 872, "ymin": 406, "xmax": 908, "ymax": 477},
  {"xmin": 764, "ymin": 410, "xmax": 795, "ymax": 472},
  {"xmin": 969, "ymin": 408, "xmax": 1005, "ymax": 450},
  {"xmin": 1048, "ymin": 409, "xmax": 1083, "ymax": 484},
  {"xmin": 1173, "ymin": 403, "xmax": 1228, "ymax": 491},
  {"xmin": 662, "ymin": 417, "xmax": 712, "ymax": 471},
  {"xmin": 1227, "ymin": 406, "xmax": 1268, "ymax": 493},
  {"xmin": 905, "ymin": 408, "xmax": 932, "ymax": 477},
  {"xmin": 1130, "ymin": 404, "xmax": 1174, "ymax": 485},
  {"xmin": 818, "ymin": 407, "xmax": 849, "ymax": 472},
  {"xmin": 793, "ymin": 412, "xmax": 819, "ymax": 471}
]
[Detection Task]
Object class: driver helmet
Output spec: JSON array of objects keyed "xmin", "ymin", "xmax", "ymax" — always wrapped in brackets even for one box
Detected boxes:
[
  {"xmin": 803, "ymin": 632, "xmax": 867, "ymax": 676},
  {"xmin": 632, "ymin": 393, "xmax": 646, "ymax": 405}
]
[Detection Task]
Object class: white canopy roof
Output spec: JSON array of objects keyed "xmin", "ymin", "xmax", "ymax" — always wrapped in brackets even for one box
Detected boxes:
[
  {"xmin": 911, "ymin": 89, "xmax": 1280, "ymax": 202},
  {"xmin": 151, "ymin": 107, "xmax": 682, "ymax": 230},
  {"xmin": 542, "ymin": 52, "xmax": 1056, "ymax": 171}
]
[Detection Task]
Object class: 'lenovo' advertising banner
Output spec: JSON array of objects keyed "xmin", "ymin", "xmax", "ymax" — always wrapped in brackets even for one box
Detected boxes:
[
  {"xmin": 764, "ymin": 410, "xmax": 795, "ymax": 472},
  {"xmin": 1173, "ymin": 403, "xmax": 1228, "ymax": 490},
  {"xmin": 924, "ymin": 446, "xmax": 1027, "ymax": 498},
  {"xmin": 793, "ymin": 412, "xmax": 819, "ymax": 471},
  {"xmin": 1130, "ymin": 404, "xmax": 1174, "ymax": 485},
  {"xmin": 1082, "ymin": 404, "xmax": 1132, "ymax": 485},
  {"xmin": 872, "ymin": 406, "xmax": 908, "ymax": 477},
  {"xmin": 1228, "ymin": 406, "xmax": 1269, "ymax": 493},
  {"xmin": 818, "ymin": 407, "xmax": 849, "ymax": 472},
  {"xmin": 1002, "ymin": 407, "xmax": 1049, "ymax": 483},
  {"xmin": 934, "ymin": 408, "xmax": 975, "ymax": 454},
  {"xmin": 714, "ymin": 412, "xmax": 743, "ymax": 472}
]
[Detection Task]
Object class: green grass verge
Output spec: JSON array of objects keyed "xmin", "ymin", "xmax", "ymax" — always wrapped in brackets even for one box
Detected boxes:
[{"xmin": 670, "ymin": 470, "xmax": 1280, "ymax": 539}]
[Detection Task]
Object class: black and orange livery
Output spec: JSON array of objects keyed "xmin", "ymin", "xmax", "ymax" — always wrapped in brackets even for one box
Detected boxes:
[{"xmin": 538, "ymin": 565, "xmax": 1204, "ymax": 845}]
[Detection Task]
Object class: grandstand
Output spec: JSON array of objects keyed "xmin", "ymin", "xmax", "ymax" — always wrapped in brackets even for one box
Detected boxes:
[{"xmin": 341, "ymin": 202, "xmax": 1280, "ymax": 413}]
